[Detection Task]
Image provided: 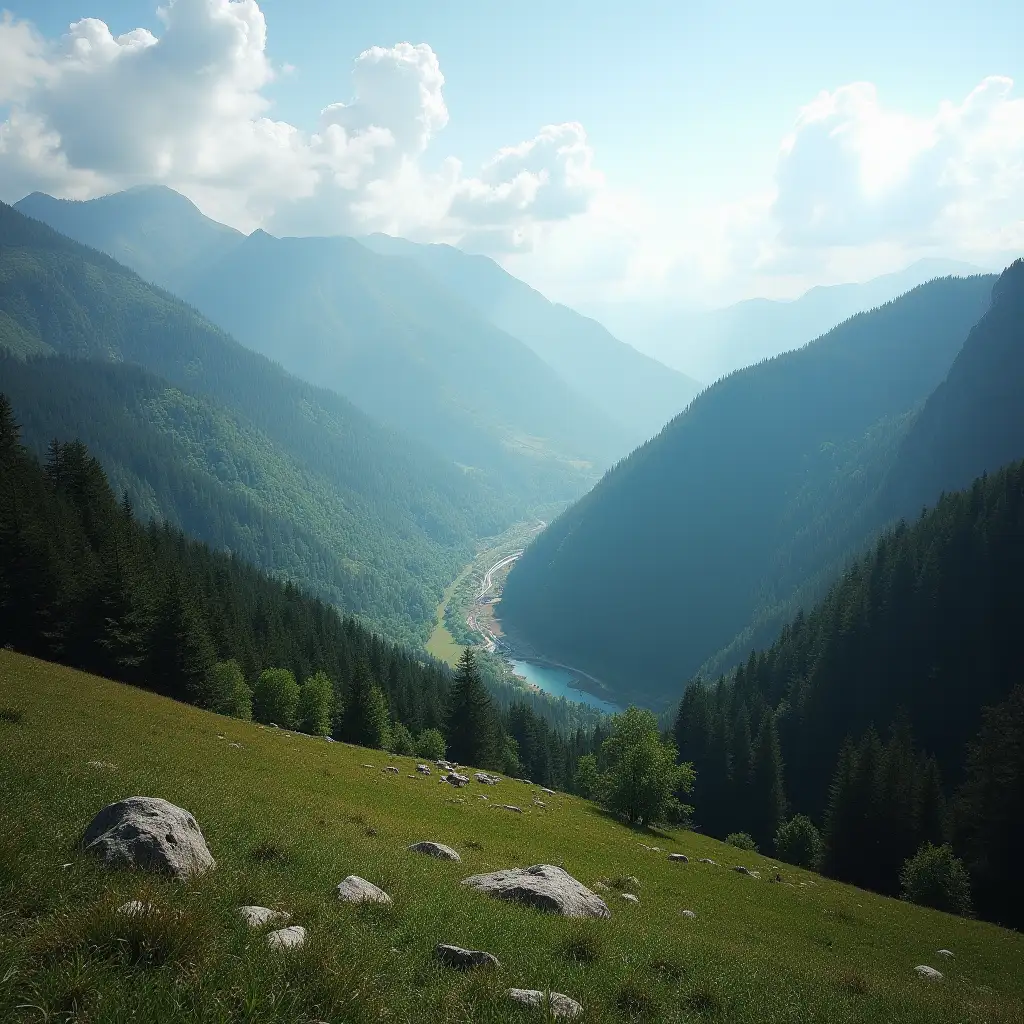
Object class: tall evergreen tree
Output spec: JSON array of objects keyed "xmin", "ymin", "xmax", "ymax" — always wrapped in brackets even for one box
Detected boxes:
[
  {"xmin": 446, "ymin": 649, "xmax": 498, "ymax": 768},
  {"xmin": 749, "ymin": 709, "xmax": 786, "ymax": 851},
  {"xmin": 339, "ymin": 658, "xmax": 390, "ymax": 750}
]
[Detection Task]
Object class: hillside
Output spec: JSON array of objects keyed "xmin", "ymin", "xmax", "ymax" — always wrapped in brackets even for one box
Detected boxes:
[
  {"xmin": 886, "ymin": 257, "xmax": 1024, "ymax": 512},
  {"xmin": 362, "ymin": 234, "xmax": 701, "ymax": 446},
  {"xmin": 500, "ymin": 275, "xmax": 995, "ymax": 704},
  {"xmin": 0, "ymin": 201, "xmax": 514, "ymax": 646},
  {"xmin": 16, "ymin": 188, "xmax": 629, "ymax": 498},
  {"xmin": 589, "ymin": 258, "xmax": 989, "ymax": 383},
  {"xmin": 2, "ymin": 650, "xmax": 1022, "ymax": 1024}
]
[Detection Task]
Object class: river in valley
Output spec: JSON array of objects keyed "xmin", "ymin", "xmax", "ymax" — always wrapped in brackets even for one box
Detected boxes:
[{"xmin": 509, "ymin": 659, "xmax": 621, "ymax": 714}]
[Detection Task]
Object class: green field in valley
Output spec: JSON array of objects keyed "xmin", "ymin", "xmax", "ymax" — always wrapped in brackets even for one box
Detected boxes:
[{"xmin": 1, "ymin": 650, "xmax": 1022, "ymax": 1023}]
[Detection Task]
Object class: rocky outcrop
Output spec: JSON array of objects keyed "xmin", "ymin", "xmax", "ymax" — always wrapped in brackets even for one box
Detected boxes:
[
  {"xmin": 434, "ymin": 944, "xmax": 499, "ymax": 969},
  {"xmin": 507, "ymin": 989, "xmax": 582, "ymax": 1018},
  {"xmin": 408, "ymin": 841, "xmax": 461, "ymax": 862},
  {"xmin": 336, "ymin": 875, "xmax": 392, "ymax": 905}
]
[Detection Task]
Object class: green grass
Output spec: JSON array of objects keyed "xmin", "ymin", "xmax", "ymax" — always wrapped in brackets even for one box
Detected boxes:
[
  {"xmin": 427, "ymin": 571, "xmax": 469, "ymax": 668},
  {"xmin": 1, "ymin": 650, "xmax": 1022, "ymax": 1023}
]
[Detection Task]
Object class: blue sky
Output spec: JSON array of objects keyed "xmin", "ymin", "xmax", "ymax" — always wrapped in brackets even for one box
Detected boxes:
[{"xmin": 3, "ymin": 1, "xmax": 1023, "ymax": 304}]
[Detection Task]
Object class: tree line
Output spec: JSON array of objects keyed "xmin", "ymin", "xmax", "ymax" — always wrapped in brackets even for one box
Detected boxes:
[
  {"xmin": 673, "ymin": 458, "xmax": 1024, "ymax": 927},
  {"xmin": 0, "ymin": 395, "xmax": 598, "ymax": 790}
]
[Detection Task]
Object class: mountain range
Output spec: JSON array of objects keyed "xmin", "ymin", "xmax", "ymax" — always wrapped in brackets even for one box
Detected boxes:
[
  {"xmin": 586, "ymin": 258, "xmax": 989, "ymax": 383},
  {"xmin": 501, "ymin": 271, "xmax": 1005, "ymax": 705},
  {"xmin": 16, "ymin": 187, "xmax": 699, "ymax": 498}
]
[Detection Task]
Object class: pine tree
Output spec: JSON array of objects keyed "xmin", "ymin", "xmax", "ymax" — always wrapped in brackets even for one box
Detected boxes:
[
  {"xmin": 729, "ymin": 702, "xmax": 753, "ymax": 833},
  {"xmin": 749, "ymin": 709, "xmax": 786, "ymax": 850},
  {"xmin": 297, "ymin": 670, "xmax": 334, "ymax": 736},
  {"xmin": 147, "ymin": 581, "xmax": 216, "ymax": 704},
  {"xmin": 914, "ymin": 755, "xmax": 946, "ymax": 849},
  {"xmin": 446, "ymin": 649, "xmax": 498, "ymax": 768},
  {"xmin": 339, "ymin": 658, "xmax": 390, "ymax": 749}
]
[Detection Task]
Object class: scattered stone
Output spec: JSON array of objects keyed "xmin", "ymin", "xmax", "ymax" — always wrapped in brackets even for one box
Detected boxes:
[
  {"xmin": 444, "ymin": 772, "xmax": 469, "ymax": 788},
  {"xmin": 117, "ymin": 900, "xmax": 156, "ymax": 917},
  {"xmin": 408, "ymin": 841, "xmax": 461, "ymax": 862},
  {"xmin": 416, "ymin": 764, "xmax": 432, "ymax": 775},
  {"xmin": 493, "ymin": 804, "xmax": 523, "ymax": 813},
  {"xmin": 267, "ymin": 925, "xmax": 306, "ymax": 950},
  {"xmin": 668, "ymin": 853, "xmax": 689, "ymax": 863},
  {"xmin": 732, "ymin": 866, "xmax": 754, "ymax": 876},
  {"xmin": 436, "ymin": 760, "xmax": 453, "ymax": 770},
  {"xmin": 383, "ymin": 766, "xmax": 400, "ymax": 774},
  {"xmin": 462, "ymin": 864, "xmax": 611, "ymax": 919},
  {"xmin": 621, "ymin": 892, "xmax": 639, "ymax": 904},
  {"xmin": 937, "ymin": 949, "xmax": 954, "ymax": 958},
  {"xmin": 82, "ymin": 797, "xmax": 215, "ymax": 879},
  {"xmin": 86, "ymin": 760, "xmax": 117, "ymax": 770},
  {"xmin": 217, "ymin": 734, "xmax": 225, "ymax": 740},
  {"xmin": 593, "ymin": 880, "xmax": 610, "ymax": 891},
  {"xmin": 915, "ymin": 965, "xmax": 943, "ymax": 981},
  {"xmin": 408, "ymin": 774, "xmax": 418, "ymax": 779},
  {"xmin": 434, "ymin": 943, "xmax": 500, "ymax": 970},
  {"xmin": 650, "ymin": 846, "xmax": 662, "ymax": 852},
  {"xmin": 507, "ymin": 988, "xmax": 582, "ymax": 1018},
  {"xmin": 229, "ymin": 742, "xmax": 242, "ymax": 749},
  {"xmin": 474, "ymin": 772, "xmax": 499, "ymax": 785},
  {"xmin": 362, "ymin": 764, "xmax": 375, "ymax": 769},
  {"xmin": 698, "ymin": 858, "xmax": 717, "ymax": 865},
  {"xmin": 238, "ymin": 906, "xmax": 290, "ymax": 928},
  {"xmin": 336, "ymin": 875, "xmax": 392, "ymax": 905},
  {"xmin": 479, "ymin": 795, "xmax": 489, "ymax": 801},
  {"xmin": 681, "ymin": 909, "xmax": 697, "ymax": 919},
  {"xmin": 534, "ymin": 799, "xmax": 547, "ymax": 808}
]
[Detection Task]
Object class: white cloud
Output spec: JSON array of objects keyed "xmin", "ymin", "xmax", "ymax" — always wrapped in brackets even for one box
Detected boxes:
[
  {"xmin": 0, "ymin": 1, "xmax": 1020, "ymax": 307},
  {"xmin": 0, "ymin": 1, "xmax": 600, "ymax": 248}
]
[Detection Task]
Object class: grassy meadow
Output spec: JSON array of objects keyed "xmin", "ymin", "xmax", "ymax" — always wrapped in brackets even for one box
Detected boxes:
[{"xmin": 1, "ymin": 650, "xmax": 1021, "ymax": 1023}]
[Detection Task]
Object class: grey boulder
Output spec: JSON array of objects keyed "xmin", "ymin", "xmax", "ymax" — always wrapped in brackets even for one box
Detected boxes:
[
  {"xmin": 668, "ymin": 853, "xmax": 689, "ymax": 863},
  {"xmin": 434, "ymin": 943, "xmax": 500, "ymax": 969},
  {"xmin": 462, "ymin": 864, "xmax": 610, "ymax": 919},
  {"xmin": 508, "ymin": 988, "xmax": 582, "ymax": 1018},
  {"xmin": 408, "ymin": 841, "xmax": 461, "ymax": 862},
  {"xmin": 238, "ymin": 906, "xmax": 290, "ymax": 928},
  {"xmin": 336, "ymin": 875, "xmax": 392, "ymax": 904},
  {"xmin": 267, "ymin": 925, "xmax": 306, "ymax": 950},
  {"xmin": 915, "ymin": 965, "xmax": 943, "ymax": 980},
  {"xmin": 82, "ymin": 797, "xmax": 215, "ymax": 879}
]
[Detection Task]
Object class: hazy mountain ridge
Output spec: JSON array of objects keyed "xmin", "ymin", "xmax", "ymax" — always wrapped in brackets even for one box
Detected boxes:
[
  {"xmin": 15, "ymin": 187, "xmax": 638, "ymax": 502},
  {"xmin": 0, "ymin": 201, "xmax": 517, "ymax": 645},
  {"xmin": 500, "ymin": 274, "xmax": 997, "ymax": 705},
  {"xmin": 361, "ymin": 233, "xmax": 702, "ymax": 446},
  {"xmin": 588, "ymin": 258, "xmax": 989, "ymax": 383}
]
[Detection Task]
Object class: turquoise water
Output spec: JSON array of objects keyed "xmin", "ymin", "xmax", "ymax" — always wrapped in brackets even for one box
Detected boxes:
[{"xmin": 510, "ymin": 659, "xmax": 621, "ymax": 714}]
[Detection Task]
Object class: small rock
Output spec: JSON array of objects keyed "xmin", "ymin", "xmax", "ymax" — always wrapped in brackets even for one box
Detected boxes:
[
  {"xmin": 444, "ymin": 772, "xmax": 470, "ymax": 788},
  {"xmin": 434, "ymin": 943, "xmax": 500, "ymax": 970},
  {"xmin": 668, "ymin": 853, "xmax": 689, "ymax": 863},
  {"xmin": 436, "ymin": 760, "xmax": 453, "ymax": 770},
  {"xmin": 937, "ymin": 949, "xmax": 954, "ymax": 958},
  {"xmin": 507, "ymin": 988, "xmax": 582, "ymax": 1019},
  {"xmin": 362, "ymin": 764, "xmax": 375, "ymax": 769},
  {"xmin": 408, "ymin": 841, "xmax": 461, "ymax": 862},
  {"xmin": 493, "ymin": 804, "xmax": 523, "ymax": 813},
  {"xmin": 383, "ymin": 766, "xmax": 399, "ymax": 774},
  {"xmin": 698, "ymin": 858, "xmax": 717, "ymax": 865},
  {"xmin": 336, "ymin": 875, "xmax": 392, "ymax": 905},
  {"xmin": 117, "ymin": 900, "xmax": 155, "ymax": 917},
  {"xmin": 462, "ymin": 864, "xmax": 610, "ymax": 918},
  {"xmin": 621, "ymin": 892, "xmax": 639, "ymax": 904},
  {"xmin": 681, "ymin": 909, "xmax": 697, "ymax": 919},
  {"xmin": 416, "ymin": 764, "xmax": 432, "ymax": 775},
  {"xmin": 593, "ymin": 880, "xmax": 610, "ymax": 891},
  {"xmin": 541, "ymin": 787, "xmax": 556, "ymax": 795},
  {"xmin": 238, "ymin": 906, "xmax": 290, "ymax": 928},
  {"xmin": 86, "ymin": 760, "xmax": 117, "ymax": 770},
  {"xmin": 474, "ymin": 772, "xmax": 499, "ymax": 785},
  {"xmin": 267, "ymin": 925, "xmax": 306, "ymax": 950},
  {"xmin": 228, "ymin": 742, "xmax": 242, "ymax": 748},
  {"xmin": 533, "ymin": 799, "xmax": 547, "ymax": 807},
  {"xmin": 479, "ymin": 795, "xmax": 489, "ymax": 801},
  {"xmin": 915, "ymin": 965, "xmax": 943, "ymax": 981},
  {"xmin": 82, "ymin": 797, "xmax": 215, "ymax": 879},
  {"xmin": 732, "ymin": 866, "xmax": 753, "ymax": 876}
]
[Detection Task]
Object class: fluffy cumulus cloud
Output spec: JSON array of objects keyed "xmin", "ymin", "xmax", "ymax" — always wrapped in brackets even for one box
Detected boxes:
[{"xmin": 0, "ymin": 0, "xmax": 600, "ymax": 247}]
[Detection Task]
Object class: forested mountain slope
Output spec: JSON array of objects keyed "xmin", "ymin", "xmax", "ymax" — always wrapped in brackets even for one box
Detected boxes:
[
  {"xmin": 0, "ymin": 201, "xmax": 514, "ymax": 645},
  {"xmin": 675, "ymin": 456, "xmax": 1024, "ymax": 926},
  {"xmin": 500, "ymin": 275, "xmax": 995, "ymax": 704},
  {"xmin": 885, "ymin": 257, "xmax": 1024, "ymax": 512},
  {"xmin": 16, "ymin": 188, "xmax": 627, "ymax": 499},
  {"xmin": 362, "ymin": 233, "xmax": 701, "ymax": 445}
]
